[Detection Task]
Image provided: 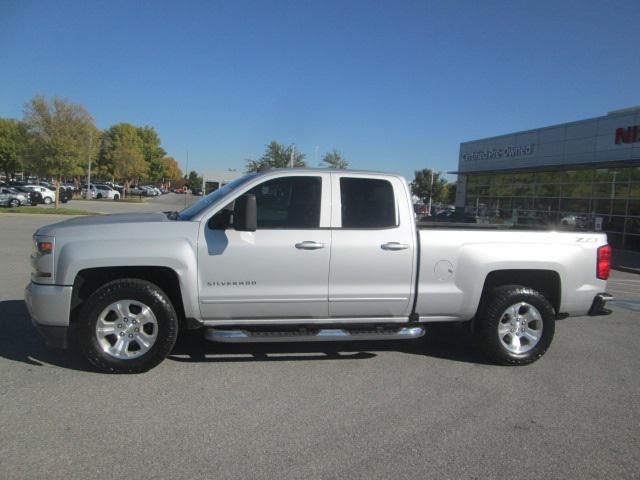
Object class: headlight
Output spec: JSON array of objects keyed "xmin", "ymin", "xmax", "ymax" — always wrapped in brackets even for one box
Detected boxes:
[{"xmin": 31, "ymin": 235, "xmax": 55, "ymax": 283}]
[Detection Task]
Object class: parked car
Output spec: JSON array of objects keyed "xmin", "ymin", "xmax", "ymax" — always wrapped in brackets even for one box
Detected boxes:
[
  {"xmin": 59, "ymin": 189, "xmax": 72, "ymax": 203},
  {"xmin": 28, "ymin": 190, "xmax": 44, "ymax": 205},
  {"xmin": 560, "ymin": 215, "xmax": 589, "ymax": 230},
  {"xmin": 0, "ymin": 187, "xmax": 31, "ymax": 207},
  {"xmin": 82, "ymin": 184, "xmax": 120, "ymax": 200},
  {"xmin": 25, "ymin": 168, "xmax": 612, "ymax": 373},
  {"xmin": 23, "ymin": 185, "xmax": 56, "ymax": 204},
  {"xmin": 104, "ymin": 182, "xmax": 124, "ymax": 194},
  {"xmin": 141, "ymin": 186, "xmax": 160, "ymax": 196},
  {"xmin": 413, "ymin": 202, "xmax": 428, "ymax": 217},
  {"xmin": 129, "ymin": 185, "xmax": 146, "ymax": 196}
]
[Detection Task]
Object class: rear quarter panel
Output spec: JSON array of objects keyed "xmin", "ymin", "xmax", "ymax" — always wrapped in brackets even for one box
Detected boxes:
[{"xmin": 416, "ymin": 229, "xmax": 608, "ymax": 320}]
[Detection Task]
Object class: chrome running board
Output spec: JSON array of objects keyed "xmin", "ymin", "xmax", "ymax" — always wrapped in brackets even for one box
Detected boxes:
[{"xmin": 204, "ymin": 327, "xmax": 425, "ymax": 343}]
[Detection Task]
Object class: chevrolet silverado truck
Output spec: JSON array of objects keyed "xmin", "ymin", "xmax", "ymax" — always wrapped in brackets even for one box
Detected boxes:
[{"xmin": 25, "ymin": 169, "xmax": 613, "ymax": 373}]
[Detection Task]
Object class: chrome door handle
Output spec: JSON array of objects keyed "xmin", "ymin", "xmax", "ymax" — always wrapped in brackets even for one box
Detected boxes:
[
  {"xmin": 295, "ymin": 241, "xmax": 326, "ymax": 250},
  {"xmin": 381, "ymin": 242, "xmax": 409, "ymax": 251}
]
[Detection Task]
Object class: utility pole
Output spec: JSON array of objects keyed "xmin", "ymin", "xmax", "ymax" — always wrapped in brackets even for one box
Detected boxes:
[
  {"xmin": 427, "ymin": 170, "xmax": 434, "ymax": 216},
  {"xmin": 86, "ymin": 132, "xmax": 93, "ymax": 201},
  {"xmin": 290, "ymin": 145, "xmax": 295, "ymax": 168},
  {"xmin": 185, "ymin": 149, "xmax": 189, "ymax": 208},
  {"xmin": 315, "ymin": 145, "xmax": 319, "ymax": 166}
]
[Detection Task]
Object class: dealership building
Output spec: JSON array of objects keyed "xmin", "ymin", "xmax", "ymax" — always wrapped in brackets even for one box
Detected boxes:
[{"xmin": 455, "ymin": 107, "xmax": 640, "ymax": 252}]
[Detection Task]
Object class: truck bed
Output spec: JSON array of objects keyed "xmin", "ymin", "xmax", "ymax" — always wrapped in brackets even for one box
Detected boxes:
[{"xmin": 415, "ymin": 229, "xmax": 607, "ymax": 321}]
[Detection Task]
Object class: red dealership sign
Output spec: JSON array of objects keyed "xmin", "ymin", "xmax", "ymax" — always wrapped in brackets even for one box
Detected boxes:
[{"xmin": 615, "ymin": 125, "xmax": 639, "ymax": 144}]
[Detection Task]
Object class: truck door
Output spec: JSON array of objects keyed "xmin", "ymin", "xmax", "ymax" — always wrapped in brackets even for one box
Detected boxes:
[
  {"xmin": 328, "ymin": 174, "xmax": 416, "ymax": 318},
  {"xmin": 198, "ymin": 173, "xmax": 332, "ymax": 319}
]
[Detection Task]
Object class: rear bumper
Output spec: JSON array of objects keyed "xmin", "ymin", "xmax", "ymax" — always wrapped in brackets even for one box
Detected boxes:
[
  {"xmin": 588, "ymin": 293, "xmax": 614, "ymax": 316},
  {"xmin": 25, "ymin": 282, "xmax": 72, "ymax": 349}
]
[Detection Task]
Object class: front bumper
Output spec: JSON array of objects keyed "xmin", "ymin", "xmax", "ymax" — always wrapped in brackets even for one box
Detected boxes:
[
  {"xmin": 25, "ymin": 282, "xmax": 73, "ymax": 349},
  {"xmin": 588, "ymin": 293, "xmax": 614, "ymax": 316}
]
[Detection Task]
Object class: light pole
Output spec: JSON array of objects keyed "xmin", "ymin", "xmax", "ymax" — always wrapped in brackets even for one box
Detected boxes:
[
  {"xmin": 86, "ymin": 132, "xmax": 93, "ymax": 200},
  {"xmin": 185, "ymin": 149, "xmax": 189, "ymax": 208},
  {"xmin": 427, "ymin": 170, "xmax": 434, "ymax": 216}
]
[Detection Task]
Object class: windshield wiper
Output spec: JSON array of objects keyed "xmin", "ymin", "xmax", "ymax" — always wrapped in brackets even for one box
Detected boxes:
[{"xmin": 164, "ymin": 210, "xmax": 180, "ymax": 221}]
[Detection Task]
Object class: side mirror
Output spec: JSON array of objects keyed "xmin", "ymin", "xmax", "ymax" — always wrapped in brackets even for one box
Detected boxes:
[{"xmin": 233, "ymin": 194, "xmax": 257, "ymax": 232}]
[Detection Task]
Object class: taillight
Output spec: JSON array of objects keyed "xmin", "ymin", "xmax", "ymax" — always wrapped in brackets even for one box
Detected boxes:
[{"xmin": 597, "ymin": 244, "xmax": 611, "ymax": 280}]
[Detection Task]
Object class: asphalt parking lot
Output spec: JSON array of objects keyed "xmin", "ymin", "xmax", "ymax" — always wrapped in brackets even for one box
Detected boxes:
[{"xmin": 1, "ymin": 197, "xmax": 639, "ymax": 480}]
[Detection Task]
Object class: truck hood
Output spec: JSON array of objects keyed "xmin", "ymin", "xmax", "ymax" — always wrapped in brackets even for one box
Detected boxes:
[{"xmin": 35, "ymin": 212, "xmax": 170, "ymax": 236}]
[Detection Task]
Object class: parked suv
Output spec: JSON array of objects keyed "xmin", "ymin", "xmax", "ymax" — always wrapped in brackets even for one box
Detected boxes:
[{"xmin": 82, "ymin": 184, "xmax": 120, "ymax": 200}]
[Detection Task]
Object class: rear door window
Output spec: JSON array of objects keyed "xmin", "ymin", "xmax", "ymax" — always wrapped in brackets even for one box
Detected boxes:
[{"xmin": 340, "ymin": 177, "xmax": 396, "ymax": 228}]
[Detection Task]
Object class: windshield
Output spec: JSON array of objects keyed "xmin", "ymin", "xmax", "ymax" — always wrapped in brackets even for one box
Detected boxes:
[{"xmin": 178, "ymin": 173, "xmax": 257, "ymax": 220}]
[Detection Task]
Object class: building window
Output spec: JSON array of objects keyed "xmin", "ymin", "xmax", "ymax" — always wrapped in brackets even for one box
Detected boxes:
[{"xmin": 463, "ymin": 166, "xmax": 640, "ymax": 251}]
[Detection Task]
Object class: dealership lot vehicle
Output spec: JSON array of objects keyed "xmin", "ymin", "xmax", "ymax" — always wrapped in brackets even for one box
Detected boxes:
[
  {"xmin": 0, "ymin": 187, "xmax": 30, "ymax": 207},
  {"xmin": 129, "ymin": 185, "xmax": 159, "ymax": 196},
  {"xmin": 81, "ymin": 184, "xmax": 120, "ymax": 200},
  {"xmin": 25, "ymin": 169, "xmax": 612, "ymax": 373},
  {"xmin": 23, "ymin": 184, "xmax": 56, "ymax": 204}
]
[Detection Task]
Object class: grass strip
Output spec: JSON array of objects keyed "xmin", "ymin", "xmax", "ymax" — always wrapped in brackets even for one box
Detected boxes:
[{"xmin": 0, "ymin": 207, "xmax": 97, "ymax": 215}]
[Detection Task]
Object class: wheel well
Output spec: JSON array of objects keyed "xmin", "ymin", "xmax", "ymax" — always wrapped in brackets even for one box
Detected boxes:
[
  {"xmin": 70, "ymin": 266, "xmax": 186, "ymax": 325},
  {"xmin": 481, "ymin": 269, "xmax": 561, "ymax": 313}
]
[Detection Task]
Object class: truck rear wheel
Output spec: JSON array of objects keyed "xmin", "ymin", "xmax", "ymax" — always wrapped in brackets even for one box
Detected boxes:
[
  {"xmin": 474, "ymin": 285, "xmax": 555, "ymax": 365},
  {"xmin": 77, "ymin": 278, "xmax": 179, "ymax": 373}
]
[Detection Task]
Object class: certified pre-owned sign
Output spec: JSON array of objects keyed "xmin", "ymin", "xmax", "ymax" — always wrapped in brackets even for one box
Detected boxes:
[
  {"xmin": 462, "ymin": 143, "xmax": 534, "ymax": 163},
  {"xmin": 615, "ymin": 125, "xmax": 639, "ymax": 144}
]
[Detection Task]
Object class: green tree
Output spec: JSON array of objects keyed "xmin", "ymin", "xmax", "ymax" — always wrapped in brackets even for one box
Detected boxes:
[
  {"xmin": 321, "ymin": 149, "xmax": 348, "ymax": 169},
  {"xmin": 98, "ymin": 123, "xmax": 167, "ymax": 182},
  {"xmin": 246, "ymin": 141, "xmax": 306, "ymax": 172},
  {"xmin": 411, "ymin": 168, "xmax": 448, "ymax": 204},
  {"xmin": 186, "ymin": 170, "xmax": 203, "ymax": 191},
  {"xmin": 444, "ymin": 181, "xmax": 457, "ymax": 204},
  {"xmin": 0, "ymin": 118, "xmax": 28, "ymax": 180},
  {"xmin": 161, "ymin": 156, "xmax": 182, "ymax": 183},
  {"xmin": 23, "ymin": 96, "xmax": 98, "ymax": 207},
  {"xmin": 137, "ymin": 126, "xmax": 166, "ymax": 181},
  {"xmin": 98, "ymin": 123, "xmax": 143, "ymax": 180},
  {"xmin": 112, "ymin": 145, "xmax": 148, "ymax": 197}
]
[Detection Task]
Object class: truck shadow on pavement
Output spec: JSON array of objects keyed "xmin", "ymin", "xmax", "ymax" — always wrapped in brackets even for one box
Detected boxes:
[
  {"xmin": 167, "ymin": 322, "xmax": 490, "ymax": 365},
  {"xmin": 0, "ymin": 300, "xmax": 95, "ymax": 372},
  {"xmin": 0, "ymin": 299, "xmax": 492, "ymax": 371}
]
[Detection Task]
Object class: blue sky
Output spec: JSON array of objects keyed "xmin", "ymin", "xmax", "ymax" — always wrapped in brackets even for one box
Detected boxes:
[{"xmin": 1, "ymin": 0, "xmax": 639, "ymax": 180}]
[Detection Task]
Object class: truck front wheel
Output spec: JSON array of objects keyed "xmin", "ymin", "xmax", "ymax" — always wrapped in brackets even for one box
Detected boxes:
[
  {"xmin": 474, "ymin": 285, "xmax": 555, "ymax": 365},
  {"xmin": 77, "ymin": 278, "xmax": 179, "ymax": 373}
]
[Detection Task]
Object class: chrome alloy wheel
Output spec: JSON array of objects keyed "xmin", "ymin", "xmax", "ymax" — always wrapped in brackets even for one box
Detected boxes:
[
  {"xmin": 497, "ymin": 302, "xmax": 543, "ymax": 354},
  {"xmin": 95, "ymin": 300, "xmax": 158, "ymax": 359}
]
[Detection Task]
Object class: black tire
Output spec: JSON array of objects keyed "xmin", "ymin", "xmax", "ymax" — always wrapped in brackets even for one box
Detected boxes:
[
  {"xmin": 77, "ymin": 278, "xmax": 179, "ymax": 373},
  {"xmin": 474, "ymin": 285, "xmax": 555, "ymax": 366},
  {"xmin": 114, "ymin": 194, "xmax": 120, "ymax": 200},
  {"xmin": 43, "ymin": 196, "xmax": 52, "ymax": 204},
  {"xmin": 9, "ymin": 199, "xmax": 19, "ymax": 208},
  {"xmin": 97, "ymin": 193, "xmax": 103, "ymax": 199}
]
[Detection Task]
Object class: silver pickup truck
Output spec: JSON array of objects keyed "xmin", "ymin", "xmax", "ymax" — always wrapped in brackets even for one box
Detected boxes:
[{"xmin": 25, "ymin": 168, "xmax": 613, "ymax": 373}]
